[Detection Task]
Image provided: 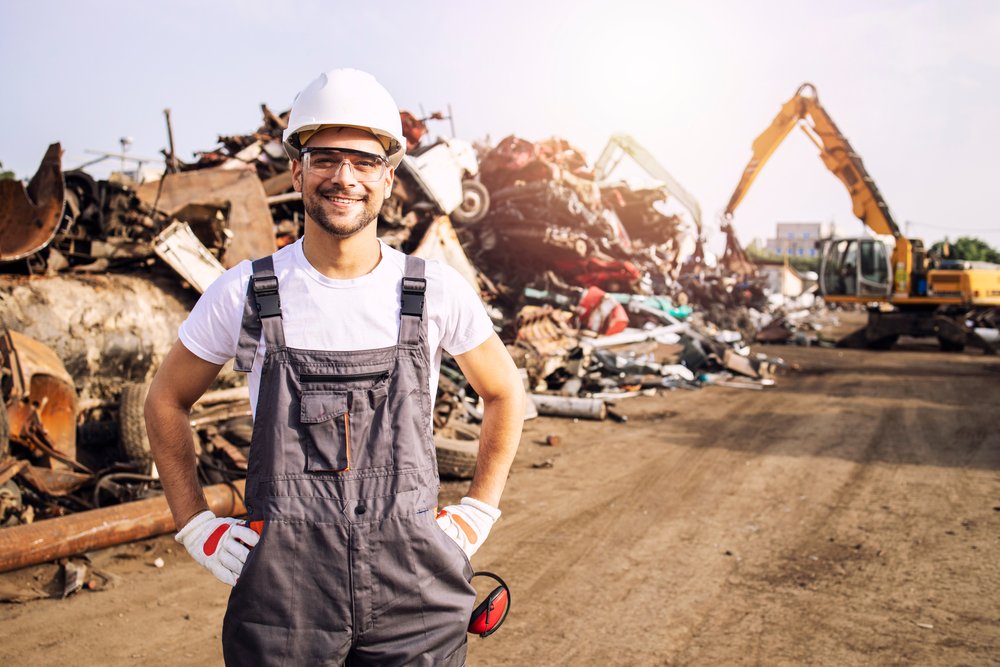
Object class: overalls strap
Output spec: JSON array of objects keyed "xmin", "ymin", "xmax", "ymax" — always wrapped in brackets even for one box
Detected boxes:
[
  {"xmin": 399, "ymin": 255, "xmax": 426, "ymax": 346},
  {"xmin": 234, "ymin": 255, "xmax": 286, "ymax": 372}
]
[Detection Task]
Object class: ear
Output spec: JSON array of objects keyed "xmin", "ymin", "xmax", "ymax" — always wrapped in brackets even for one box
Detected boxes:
[
  {"xmin": 291, "ymin": 159, "xmax": 303, "ymax": 193},
  {"xmin": 384, "ymin": 166, "xmax": 395, "ymax": 198}
]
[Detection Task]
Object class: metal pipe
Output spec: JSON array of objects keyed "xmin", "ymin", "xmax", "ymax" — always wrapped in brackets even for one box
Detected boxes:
[
  {"xmin": 529, "ymin": 394, "xmax": 607, "ymax": 420},
  {"xmin": 267, "ymin": 192, "xmax": 302, "ymax": 205},
  {"xmin": 196, "ymin": 386, "xmax": 250, "ymax": 406},
  {"xmin": 0, "ymin": 480, "xmax": 246, "ymax": 573}
]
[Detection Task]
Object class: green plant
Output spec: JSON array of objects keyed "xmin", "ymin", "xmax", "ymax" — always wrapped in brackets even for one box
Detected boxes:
[{"xmin": 930, "ymin": 237, "xmax": 1000, "ymax": 265}]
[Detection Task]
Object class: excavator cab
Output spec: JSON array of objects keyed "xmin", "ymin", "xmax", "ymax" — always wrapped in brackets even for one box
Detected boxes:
[{"xmin": 819, "ymin": 237, "xmax": 892, "ymax": 299}]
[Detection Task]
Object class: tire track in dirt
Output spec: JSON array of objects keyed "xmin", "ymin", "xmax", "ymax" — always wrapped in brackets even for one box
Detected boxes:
[
  {"xmin": 471, "ymin": 400, "xmax": 763, "ymax": 664},
  {"xmin": 672, "ymin": 349, "xmax": 1000, "ymax": 666},
  {"xmin": 475, "ymin": 357, "xmax": 876, "ymax": 665}
]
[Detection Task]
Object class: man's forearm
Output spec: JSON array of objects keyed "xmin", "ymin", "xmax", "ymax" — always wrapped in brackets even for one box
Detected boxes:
[
  {"xmin": 146, "ymin": 399, "xmax": 209, "ymax": 529},
  {"xmin": 466, "ymin": 392, "xmax": 523, "ymax": 507}
]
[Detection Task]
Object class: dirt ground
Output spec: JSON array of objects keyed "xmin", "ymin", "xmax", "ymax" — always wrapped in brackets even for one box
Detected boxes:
[{"xmin": 1, "ymin": 337, "xmax": 998, "ymax": 666}]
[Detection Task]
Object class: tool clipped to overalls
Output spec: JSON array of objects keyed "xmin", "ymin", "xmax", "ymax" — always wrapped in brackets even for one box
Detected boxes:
[{"xmin": 468, "ymin": 571, "xmax": 510, "ymax": 638}]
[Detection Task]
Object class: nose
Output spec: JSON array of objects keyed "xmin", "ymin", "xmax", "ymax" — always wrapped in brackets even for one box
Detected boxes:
[{"xmin": 328, "ymin": 159, "xmax": 359, "ymax": 186}]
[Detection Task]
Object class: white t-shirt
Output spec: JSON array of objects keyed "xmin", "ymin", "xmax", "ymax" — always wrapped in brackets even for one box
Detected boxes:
[{"xmin": 178, "ymin": 238, "xmax": 493, "ymax": 418}]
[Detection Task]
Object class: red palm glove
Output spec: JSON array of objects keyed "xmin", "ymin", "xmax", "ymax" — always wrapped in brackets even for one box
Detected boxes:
[
  {"xmin": 436, "ymin": 496, "xmax": 501, "ymax": 560},
  {"xmin": 175, "ymin": 511, "xmax": 260, "ymax": 586}
]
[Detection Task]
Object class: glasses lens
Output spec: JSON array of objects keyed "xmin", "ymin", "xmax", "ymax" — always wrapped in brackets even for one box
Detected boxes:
[{"xmin": 305, "ymin": 149, "xmax": 386, "ymax": 182}]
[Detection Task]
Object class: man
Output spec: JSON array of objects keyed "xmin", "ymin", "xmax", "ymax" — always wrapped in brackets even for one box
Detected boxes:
[{"xmin": 146, "ymin": 68, "xmax": 524, "ymax": 666}]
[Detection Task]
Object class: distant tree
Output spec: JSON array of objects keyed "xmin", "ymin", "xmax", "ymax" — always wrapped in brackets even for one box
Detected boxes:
[
  {"xmin": 0, "ymin": 161, "xmax": 14, "ymax": 180},
  {"xmin": 746, "ymin": 244, "xmax": 820, "ymax": 273},
  {"xmin": 930, "ymin": 237, "xmax": 1000, "ymax": 264}
]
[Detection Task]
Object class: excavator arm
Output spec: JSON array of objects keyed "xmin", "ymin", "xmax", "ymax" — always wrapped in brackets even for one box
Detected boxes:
[
  {"xmin": 594, "ymin": 133, "xmax": 703, "ymax": 235},
  {"xmin": 724, "ymin": 83, "xmax": 900, "ymax": 239}
]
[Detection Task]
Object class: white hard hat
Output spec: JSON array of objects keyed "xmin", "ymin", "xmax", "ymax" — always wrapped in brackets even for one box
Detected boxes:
[{"xmin": 282, "ymin": 68, "xmax": 405, "ymax": 167}]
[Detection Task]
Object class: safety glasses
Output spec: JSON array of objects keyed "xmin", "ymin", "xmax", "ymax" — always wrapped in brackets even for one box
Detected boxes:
[{"xmin": 301, "ymin": 147, "xmax": 389, "ymax": 182}]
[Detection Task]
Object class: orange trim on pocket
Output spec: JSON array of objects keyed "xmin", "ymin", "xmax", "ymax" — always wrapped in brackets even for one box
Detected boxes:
[{"xmin": 343, "ymin": 412, "xmax": 351, "ymax": 472}]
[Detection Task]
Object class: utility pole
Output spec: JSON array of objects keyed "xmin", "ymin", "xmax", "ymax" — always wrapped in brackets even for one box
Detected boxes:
[{"xmin": 164, "ymin": 108, "xmax": 180, "ymax": 174}]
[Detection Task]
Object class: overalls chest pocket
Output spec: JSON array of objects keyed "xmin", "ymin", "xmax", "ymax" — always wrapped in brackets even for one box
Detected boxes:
[{"xmin": 299, "ymin": 386, "xmax": 392, "ymax": 473}]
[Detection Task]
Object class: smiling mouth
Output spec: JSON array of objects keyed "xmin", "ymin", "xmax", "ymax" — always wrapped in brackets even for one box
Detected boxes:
[{"xmin": 323, "ymin": 193, "xmax": 365, "ymax": 205}]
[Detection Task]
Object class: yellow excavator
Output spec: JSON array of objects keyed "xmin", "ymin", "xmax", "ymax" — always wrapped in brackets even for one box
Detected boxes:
[{"xmin": 725, "ymin": 83, "xmax": 1000, "ymax": 352}]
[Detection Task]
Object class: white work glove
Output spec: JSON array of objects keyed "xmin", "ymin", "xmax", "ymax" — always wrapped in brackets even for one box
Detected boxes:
[
  {"xmin": 436, "ymin": 496, "xmax": 502, "ymax": 560},
  {"xmin": 175, "ymin": 510, "xmax": 260, "ymax": 586}
]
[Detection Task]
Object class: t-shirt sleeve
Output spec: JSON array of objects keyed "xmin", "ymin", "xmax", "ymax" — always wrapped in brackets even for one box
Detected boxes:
[
  {"xmin": 437, "ymin": 264, "xmax": 494, "ymax": 356},
  {"xmin": 177, "ymin": 262, "xmax": 250, "ymax": 365}
]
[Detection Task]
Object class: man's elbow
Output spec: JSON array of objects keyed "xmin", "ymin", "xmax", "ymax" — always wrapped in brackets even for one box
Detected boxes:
[
  {"xmin": 143, "ymin": 374, "xmax": 193, "ymax": 448},
  {"xmin": 484, "ymin": 366, "xmax": 526, "ymax": 415},
  {"xmin": 144, "ymin": 383, "xmax": 174, "ymax": 447},
  {"xmin": 510, "ymin": 378, "xmax": 527, "ymax": 416}
]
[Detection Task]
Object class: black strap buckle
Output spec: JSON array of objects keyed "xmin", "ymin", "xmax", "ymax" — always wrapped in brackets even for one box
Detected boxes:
[
  {"xmin": 401, "ymin": 277, "xmax": 426, "ymax": 317},
  {"xmin": 252, "ymin": 275, "xmax": 281, "ymax": 318}
]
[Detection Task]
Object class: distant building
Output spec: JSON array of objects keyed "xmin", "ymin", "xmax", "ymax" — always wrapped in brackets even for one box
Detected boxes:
[{"xmin": 765, "ymin": 221, "xmax": 836, "ymax": 258}]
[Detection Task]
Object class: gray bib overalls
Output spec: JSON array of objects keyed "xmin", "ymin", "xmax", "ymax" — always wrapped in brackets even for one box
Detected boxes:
[{"xmin": 222, "ymin": 254, "xmax": 475, "ymax": 666}]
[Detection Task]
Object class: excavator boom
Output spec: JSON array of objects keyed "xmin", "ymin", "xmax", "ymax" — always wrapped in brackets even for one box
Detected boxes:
[
  {"xmin": 593, "ymin": 133, "xmax": 702, "ymax": 234},
  {"xmin": 725, "ymin": 83, "xmax": 899, "ymax": 239}
]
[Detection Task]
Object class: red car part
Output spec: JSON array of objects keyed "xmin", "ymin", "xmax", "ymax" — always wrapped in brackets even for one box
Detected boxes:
[{"xmin": 468, "ymin": 571, "xmax": 510, "ymax": 638}]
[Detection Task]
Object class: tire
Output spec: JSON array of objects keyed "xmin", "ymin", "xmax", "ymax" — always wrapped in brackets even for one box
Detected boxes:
[
  {"xmin": 867, "ymin": 335, "xmax": 898, "ymax": 351},
  {"xmin": 451, "ymin": 180, "xmax": 490, "ymax": 224},
  {"xmin": 938, "ymin": 337, "xmax": 965, "ymax": 352},
  {"xmin": 119, "ymin": 382, "xmax": 153, "ymax": 474},
  {"xmin": 221, "ymin": 416, "xmax": 254, "ymax": 448},
  {"xmin": 435, "ymin": 436, "xmax": 479, "ymax": 480}
]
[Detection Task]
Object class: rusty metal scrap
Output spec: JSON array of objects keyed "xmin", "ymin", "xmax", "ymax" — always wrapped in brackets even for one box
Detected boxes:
[
  {"xmin": 0, "ymin": 329, "xmax": 256, "ymax": 531},
  {"xmin": 0, "ymin": 144, "xmax": 65, "ymax": 262},
  {"xmin": 135, "ymin": 167, "xmax": 277, "ymax": 268},
  {"xmin": 718, "ymin": 221, "xmax": 757, "ymax": 280},
  {"xmin": 463, "ymin": 136, "xmax": 701, "ymax": 311},
  {"xmin": 1, "ymin": 330, "xmax": 78, "ymax": 466},
  {"xmin": 516, "ymin": 306, "xmax": 578, "ymax": 352},
  {"xmin": 1, "ymin": 116, "xmax": 278, "ymax": 280},
  {"xmin": 0, "ymin": 102, "xmax": 809, "ymax": 563},
  {"xmin": 17, "ymin": 464, "xmax": 91, "ymax": 497}
]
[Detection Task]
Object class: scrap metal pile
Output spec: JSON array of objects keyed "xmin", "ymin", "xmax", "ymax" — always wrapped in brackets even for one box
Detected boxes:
[{"xmin": 0, "ymin": 105, "xmax": 802, "ymax": 571}]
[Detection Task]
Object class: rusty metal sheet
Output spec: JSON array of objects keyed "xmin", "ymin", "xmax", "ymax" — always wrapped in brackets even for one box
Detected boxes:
[
  {"xmin": 136, "ymin": 167, "xmax": 276, "ymax": 268},
  {"xmin": 0, "ymin": 143, "xmax": 65, "ymax": 261},
  {"xmin": 261, "ymin": 170, "xmax": 294, "ymax": 197},
  {"xmin": 1, "ymin": 331, "xmax": 77, "ymax": 464},
  {"xmin": 17, "ymin": 464, "xmax": 90, "ymax": 496}
]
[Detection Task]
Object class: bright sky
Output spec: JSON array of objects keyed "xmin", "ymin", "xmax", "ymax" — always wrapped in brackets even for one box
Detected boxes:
[{"xmin": 3, "ymin": 0, "xmax": 998, "ymax": 251}]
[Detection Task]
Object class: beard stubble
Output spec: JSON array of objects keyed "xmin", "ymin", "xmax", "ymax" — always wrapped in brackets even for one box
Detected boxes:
[{"xmin": 303, "ymin": 182, "xmax": 384, "ymax": 239}]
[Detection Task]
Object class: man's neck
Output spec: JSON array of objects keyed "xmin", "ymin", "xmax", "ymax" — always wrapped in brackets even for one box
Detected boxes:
[{"xmin": 301, "ymin": 222, "xmax": 382, "ymax": 280}]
